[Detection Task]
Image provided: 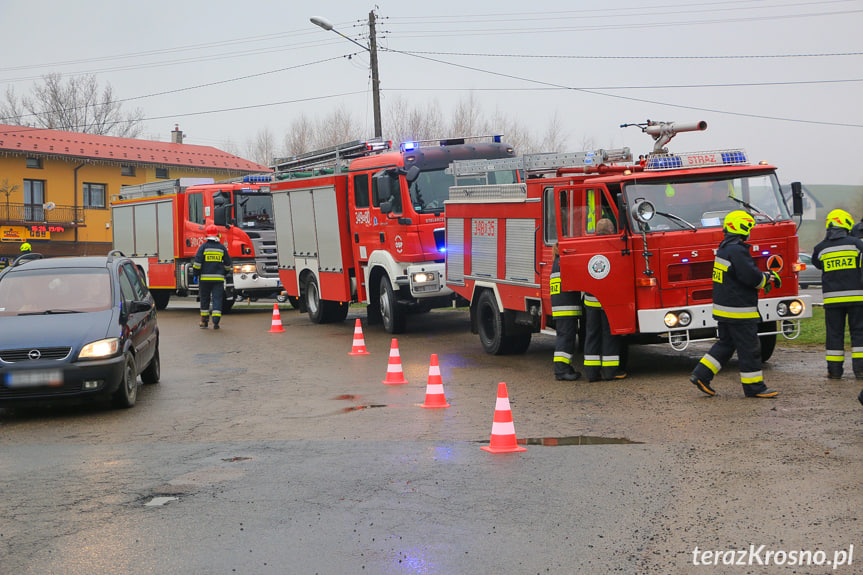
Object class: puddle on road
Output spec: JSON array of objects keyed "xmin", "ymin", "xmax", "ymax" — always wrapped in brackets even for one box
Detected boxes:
[{"xmin": 517, "ymin": 436, "xmax": 642, "ymax": 446}]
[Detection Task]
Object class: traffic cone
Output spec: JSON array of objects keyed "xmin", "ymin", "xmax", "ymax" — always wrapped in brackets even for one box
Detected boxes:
[
  {"xmin": 348, "ymin": 318, "xmax": 370, "ymax": 356},
  {"xmin": 382, "ymin": 338, "xmax": 408, "ymax": 385},
  {"xmin": 481, "ymin": 382, "xmax": 527, "ymax": 453},
  {"xmin": 420, "ymin": 354, "xmax": 450, "ymax": 408},
  {"xmin": 268, "ymin": 303, "xmax": 285, "ymax": 333}
]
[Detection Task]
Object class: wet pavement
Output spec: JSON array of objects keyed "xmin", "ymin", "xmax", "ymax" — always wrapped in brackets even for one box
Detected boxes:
[{"xmin": 0, "ymin": 304, "xmax": 860, "ymax": 574}]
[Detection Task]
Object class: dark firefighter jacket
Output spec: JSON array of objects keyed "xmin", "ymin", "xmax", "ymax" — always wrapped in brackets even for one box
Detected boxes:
[
  {"xmin": 711, "ymin": 233, "xmax": 767, "ymax": 323},
  {"xmin": 550, "ymin": 257, "xmax": 582, "ymax": 318},
  {"xmin": 812, "ymin": 227, "xmax": 863, "ymax": 307},
  {"xmin": 193, "ymin": 239, "xmax": 232, "ymax": 282}
]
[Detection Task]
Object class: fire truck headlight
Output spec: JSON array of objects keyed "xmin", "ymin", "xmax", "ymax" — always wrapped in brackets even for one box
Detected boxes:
[
  {"xmin": 777, "ymin": 302, "xmax": 788, "ymax": 316},
  {"xmin": 412, "ymin": 272, "xmax": 434, "ymax": 284},
  {"xmin": 677, "ymin": 311, "xmax": 692, "ymax": 326},
  {"xmin": 780, "ymin": 299, "xmax": 804, "ymax": 316},
  {"xmin": 631, "ymin": 200, "xmax": 656, "ymax": 224},
  {"xmin": 664, "ymin": 312, "xmax": 679, "ymax": 328},
  {"xmin": 234, "ymin": 264, "xmax": 256, "ymax": 274}
]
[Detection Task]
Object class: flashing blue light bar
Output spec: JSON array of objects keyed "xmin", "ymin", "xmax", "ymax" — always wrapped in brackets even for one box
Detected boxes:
[
  {"xmin": 646, "ymin": 155, "xmax": 683, "ymax": 170},
  {"xmin": 401, "ymin": 141, "xmax": 418, "ymax": 152},
  {"xmin": 438, "ymin": 246, "xmax": 447, "ymax": 253},
  {"xmin": 761, "ymin": 250, "xmax": 770, "ymax": 256},
  {"xmin": 243, "ymin": 175, "xmax": 273, "ymax": 183},
  {"xmin": 722, "ymin": 151, "xmax": 748, "ymax": 164},
  {"xmin": 681, "ymin": 258, "xmax": 689, "ymax": 263},
  {"xmin": 492, "ymin": 134, "xmax": 503, "ymax": 143}
]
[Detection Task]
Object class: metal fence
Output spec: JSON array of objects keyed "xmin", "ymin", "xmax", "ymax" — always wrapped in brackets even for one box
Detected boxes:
[{"xmin": 0, "ymin": 203, "xmax": 85, "ymax": 226}]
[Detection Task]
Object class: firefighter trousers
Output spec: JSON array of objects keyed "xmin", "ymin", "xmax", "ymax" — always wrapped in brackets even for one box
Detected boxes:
[
  {"xmin": 553, "ymin": 316, "xmax": 579, "ymax": 376},
  {"xmin": 583, "ymin": 305, "xmax": 621, "ymax": 381},
  {"xmin": 199, "ymin": 280, "xmax": 225, "ymax": 322},
  {"xmin": 825, "ymin": 305, "xmax": 863, "ymax": 378},
  {"xmin": 692, "ymin": 322, "xmax": 768, "ymax": 394}
]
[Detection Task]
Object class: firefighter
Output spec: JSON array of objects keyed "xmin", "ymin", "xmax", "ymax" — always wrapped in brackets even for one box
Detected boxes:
[
  {"xmin": 19, "ymin": 242, "xmax": 32, "ymax": 255},
  {"xmin": 690, "ymin": 210, "xmax": 780, "ymax": 398},
  {"xmin": 550, "ymin": 243, "xmax": 582, "ymax": 381},
  {"xmin": 851, "ymin": 215, "xmax": 863, "ymax": 239},
  {"xmin": 192, "ymin": 224, "xmax": 232, "ymax": 330},
  {"xmin": 582, "ymin": 218, "xmax": 626, "ymax": 382},
  {"xmin": 811, "ymin": 209, "xmax": 863, "ymax": 380}
]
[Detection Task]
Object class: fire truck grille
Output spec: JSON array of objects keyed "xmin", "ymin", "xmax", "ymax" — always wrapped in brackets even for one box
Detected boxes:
[{"xmin": 668, "ymin": 261, "xmax": 713, "ymax": 283}]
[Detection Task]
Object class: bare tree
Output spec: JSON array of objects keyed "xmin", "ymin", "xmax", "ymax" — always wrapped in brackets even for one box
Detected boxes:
[
  {"xmin": 0, "ymin": 178, "xmax": 20, "ymax": 221},
  {"xmin": 283, "ymin": 114, "xmax": 315, "ymax": 156},
  {"xmin": 245, "ymin": 127, "xmax": 277, "ymax": 166},
  {"xmin": 314, "ymin": 106, "xmax": 361, "ymax": 149},
  {"xmin": 385, "ymin": 96, "xmax": 445, "ymax": 143},
  {"xmin": 0, "ymin": 73, "xmax": 143, "ymax": 137}
]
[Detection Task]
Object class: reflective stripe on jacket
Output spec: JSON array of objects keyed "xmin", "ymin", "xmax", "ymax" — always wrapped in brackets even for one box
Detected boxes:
[
  {"xmin": 193, "ymin": 239, "xmax": 232, "ymax": 282},
  {"xmin": 550, "ymin": 257, "xmax": 582, "ymax": 317},
  {"xmin": 711, "ymin": 234, "xmax": 765, "ymax": 323}
]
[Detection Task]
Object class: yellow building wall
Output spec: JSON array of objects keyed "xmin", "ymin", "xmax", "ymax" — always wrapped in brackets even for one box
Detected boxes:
[{"xmin": 0, "ymin": 153, "xmax": 253, "ymax": 255}]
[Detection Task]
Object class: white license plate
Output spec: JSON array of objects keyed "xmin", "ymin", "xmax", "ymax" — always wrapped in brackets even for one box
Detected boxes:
[{"xmin": 6, "ymin": 369, "xmax": 64, "ymax": 388}]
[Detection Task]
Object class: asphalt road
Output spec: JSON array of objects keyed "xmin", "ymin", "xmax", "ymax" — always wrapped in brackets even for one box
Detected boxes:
[{"xmin": 0, "ymin": 303, "xmax": 860, "ymax": 574}]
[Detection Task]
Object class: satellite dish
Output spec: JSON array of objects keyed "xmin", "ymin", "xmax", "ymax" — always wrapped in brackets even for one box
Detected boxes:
[{"xmin": 43, "ymin": 202, "xmax": 56, "ymax": 211}]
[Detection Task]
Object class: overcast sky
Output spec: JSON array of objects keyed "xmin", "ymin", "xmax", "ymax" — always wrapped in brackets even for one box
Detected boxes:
[{"xmin": 1, "ymin": 0, "xmax": 861, "ymax": 186}]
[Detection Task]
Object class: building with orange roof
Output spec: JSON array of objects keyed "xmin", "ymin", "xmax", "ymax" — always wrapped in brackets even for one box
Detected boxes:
[{"xmin": 0, "ymin": 124, "xmax": 270, "ymax": 259}]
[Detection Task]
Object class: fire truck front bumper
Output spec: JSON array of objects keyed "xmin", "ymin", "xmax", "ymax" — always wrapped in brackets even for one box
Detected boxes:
[
  {"xmin": 637, "ymin": 295, "xmax": 813, "ymax": 351},
  {"xmin": 397, "ymin": 263, "xmax": 453, "ymax": 299}
]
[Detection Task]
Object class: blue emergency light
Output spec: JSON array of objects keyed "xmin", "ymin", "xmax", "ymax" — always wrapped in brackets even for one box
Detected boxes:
[{"xmin": 401, "ymin": 141, "xmax": 418, "ymax": 152}]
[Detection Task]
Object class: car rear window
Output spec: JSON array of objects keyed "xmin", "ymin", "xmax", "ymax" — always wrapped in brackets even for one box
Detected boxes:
[{"xmin": 0, "ymin": 268, "xmax": 112, "ymax": 316}]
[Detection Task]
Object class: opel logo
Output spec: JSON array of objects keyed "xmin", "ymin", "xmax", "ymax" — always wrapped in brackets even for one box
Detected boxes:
[{"xmin": 28, "ymin": 349, "xmax": 41, "ymax": 360}]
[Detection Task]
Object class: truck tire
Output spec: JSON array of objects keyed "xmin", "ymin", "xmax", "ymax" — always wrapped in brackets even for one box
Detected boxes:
[
  {"xmin": 304, "ymin": 275, "xmax": 347, "ymax": 324},
  {"xmin": 759, "ymin": 321, "xmax": 777, "ymax": 363},
  {"xmin": 379, "ymin": 276, "xmax": 406, "ymax": 334},
  {"xmin": 476, "ymin": 290, "xmax": 531, "ymax": 355},
  {"xmin": 150, "ymin": 289, "xmax": 171, "ymax": 310}
]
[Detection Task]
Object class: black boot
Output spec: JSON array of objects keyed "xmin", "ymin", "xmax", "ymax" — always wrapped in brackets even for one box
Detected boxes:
[
  {"xmin": 744, "ymin": 383, "xmax": 779, "ymax": 398},
  {"xmin": 690, "ymin": 374, "xmax": 716, "ymax": 396}
]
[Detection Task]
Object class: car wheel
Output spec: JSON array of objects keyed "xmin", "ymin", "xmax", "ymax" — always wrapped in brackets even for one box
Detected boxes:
[
  {"xmin": 151, "ymin": 289, "xmax": 171, "ymax": 310},
  {"xmin": 141, "ymin": 345, "xmax": 160, "ymax": 384},
  {"xmin": 276, "ymin": 293, "xmax": 288, "ymax": 303},
  {"xmin": 379, "ymin": 276, "xmax": 406, "ymax": 334},
  {"xmin": 112, "ymin": 354, "xmax": 138, "ymax": 409}
]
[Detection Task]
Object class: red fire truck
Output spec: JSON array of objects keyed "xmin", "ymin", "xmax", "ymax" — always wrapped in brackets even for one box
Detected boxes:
[
  {"xmin": 269, "ymin": 136, "xmax": 517, "ymax": 332},
  {"xmin": 111, "ymin": 177, "xmax": 280, "ymax": 311},
  {"xmin": 444, "ymin": 121, "xmax": 811, "ymax": 361}
]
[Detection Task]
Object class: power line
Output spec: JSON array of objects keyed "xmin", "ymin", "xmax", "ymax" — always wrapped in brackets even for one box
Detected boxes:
[
  {"xmin": 385, "ymin": 48, "xmax": 863, "ymax": 129},
  {"xmin": 394, "ymin": 50, "xmax": 863, "ymax": 61}
]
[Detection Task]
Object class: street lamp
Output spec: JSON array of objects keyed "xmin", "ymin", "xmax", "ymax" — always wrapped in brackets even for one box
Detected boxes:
[{"xmin": 311, "ymin": 13, "xmax": 382, "ymax": 138}]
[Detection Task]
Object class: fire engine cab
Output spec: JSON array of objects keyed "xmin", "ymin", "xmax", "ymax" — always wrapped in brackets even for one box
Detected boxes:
[
  {"xmin": 444, "ymin": 121, "xmax": 811, "ymax": 361},
  {"xmin": 270, "ymin": 136, "xmax": 516, "ymax": 332}
]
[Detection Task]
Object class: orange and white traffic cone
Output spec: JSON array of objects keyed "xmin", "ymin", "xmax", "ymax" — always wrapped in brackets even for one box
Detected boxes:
[
  {"xmin": 268, "ymin": 303, "xmax": 285, "ymax": 333},
  {"xmin": 420, "ymin": 354, "xmax": 450, "ymax": 408},
  {"xmin": 481, "ymin": 382, "xmax": 527, "ymax": 453},
  {"xmin": 348, "ymin": 318, "xmax": 370, "ymax": 356},
  {"xmin": 382, "ymin": 338, "xmax": 408, "ymax": 385}
]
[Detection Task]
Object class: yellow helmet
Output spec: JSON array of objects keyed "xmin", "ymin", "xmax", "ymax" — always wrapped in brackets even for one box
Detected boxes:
[
  {"xmin": 723, "ymin": 210, "xmax": 756, "ymax": 236},
  {"xmin": 825, "ymin": 209, "xmax": 854, "ymax": 230},
  {"xmin": 20, "ymin": 242, "xmax": 32, "ymax": 252}
]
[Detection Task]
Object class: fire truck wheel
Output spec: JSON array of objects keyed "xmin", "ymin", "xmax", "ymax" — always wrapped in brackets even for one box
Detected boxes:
[
  {"xmin": 758, "ymin": 321, "xmax": 777, "ymax": 363},
  {"xmin": 379, "ymin": 277, "xmax": 406, "ymax": 334},
  {"xmin": 151, "ymin": 289, "xmax": 171, "ymax": 310},
  {"xmin": 304, "ymin": 275, "xmax": 325, "ymax": 323},
  {"xmin": 476, "ymin": 290, "xmax": 530, "ymax": 355}
]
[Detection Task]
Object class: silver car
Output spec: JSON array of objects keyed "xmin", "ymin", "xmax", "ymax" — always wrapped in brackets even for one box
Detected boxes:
[{"xmin": 798, "ymin": 253, "xmax": 821, "ymax": 289}]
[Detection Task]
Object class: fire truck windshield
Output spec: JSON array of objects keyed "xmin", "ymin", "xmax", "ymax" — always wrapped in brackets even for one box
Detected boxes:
[
  {"xmin": 236, "ymin": 193, "xmax": 274, "ymax": 230},
  {"xmin": 624, "ymin": 172, "xmax": 790, "ymax": 233},
  {"xmin": 409, "ymin": 168, "xmax": 518, "ymax": 214}
]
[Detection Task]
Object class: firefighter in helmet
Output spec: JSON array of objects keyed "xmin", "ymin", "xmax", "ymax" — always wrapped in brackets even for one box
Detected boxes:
[
  {"xmin": 192, "ymin": 224, "xmax": 232, "ymax": 329},
  {"xmin": 550, "ymin": 243, "xmax": 582, "ymax": 381},
  {"xmin": 690, "ymin": 210, "xmax": 780, "ymax": 398},
  {"xmin": 19, "ymin": 242, "xmax": 32, "ymax": 254},
  {"xmin": 811, "ymin": 209, "xmax": 863, "ymax": 381}
]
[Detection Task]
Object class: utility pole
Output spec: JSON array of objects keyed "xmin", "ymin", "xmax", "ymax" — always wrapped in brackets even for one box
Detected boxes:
[{"xmin": 368, "ymin": 10, "xmax": 382, "ymax": 138}]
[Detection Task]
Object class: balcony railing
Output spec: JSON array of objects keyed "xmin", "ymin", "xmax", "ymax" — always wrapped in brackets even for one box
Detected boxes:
[{"xmin": 0, "ymin": 203, "xmax": 86, "ymax": 227}]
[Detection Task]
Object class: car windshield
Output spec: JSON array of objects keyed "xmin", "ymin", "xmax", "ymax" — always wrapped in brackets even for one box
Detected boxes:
[
  {"xmin": 0, "ymin": 268, "xmax": 112, "ymax": 317},
  {"xmin": 624, "ymin": 171, "xmax": 790, "ymax": 233},
  {"xmin": 409, "ymin": 168, "xmax": 519, "ymax": 214},
  {"xmin": 236, "ymin": 192, "xmax": 274, "ymax": 230}
]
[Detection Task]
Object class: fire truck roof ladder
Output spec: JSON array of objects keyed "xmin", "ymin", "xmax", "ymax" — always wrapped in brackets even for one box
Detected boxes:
[
  {"xmin": 271, "ymin": 138, "xmax": 391, "ymax": 174},
  {"xmin": 447, "ymin": 147, "xmax": 632, "ymax": 179}
]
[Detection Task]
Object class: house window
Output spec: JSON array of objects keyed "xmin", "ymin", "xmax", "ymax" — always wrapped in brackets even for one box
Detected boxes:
[
  {"xmin": 121, "ymin": 165, "xmax": 136, "ymax": 177},
  {"xmin": 23, "ymin": 179, "xmax": 45, "ymax": 221},
  {"xmin": 26, "ymin": 157, "xmax": 43, "ymax": 169},
  {"xmin": 83, "ymin": 183, "xmax": 106, "ymax": 209},
  {"xmin": 155, "ymin": 168, "xmax": 168, "ymax": 179}
]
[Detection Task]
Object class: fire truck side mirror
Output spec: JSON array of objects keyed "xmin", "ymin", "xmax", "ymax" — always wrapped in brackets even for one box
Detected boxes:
[
  {"xmin": 380, "ymin": 200, "xmax": 393, "ymax": 215},
  {"xmin": 405, "ymin": 165, "xmax": 420, "ymax": 184},
  {"xmin": 631, "ymin": 200, "xmax": 656, "ymax": 225},
  {"xmin": 790, "ymin": 181, "xmax": 804, "ymax": 216}
]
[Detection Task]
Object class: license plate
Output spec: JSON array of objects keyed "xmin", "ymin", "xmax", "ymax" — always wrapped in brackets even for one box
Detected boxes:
[{"xmin": 6, "ymin": 369, "xmax": 64, "ymax": 388}]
